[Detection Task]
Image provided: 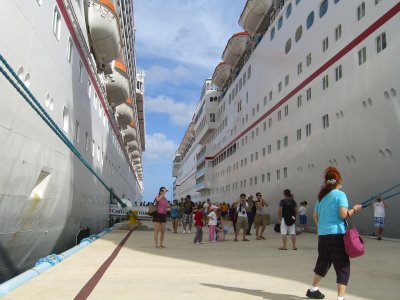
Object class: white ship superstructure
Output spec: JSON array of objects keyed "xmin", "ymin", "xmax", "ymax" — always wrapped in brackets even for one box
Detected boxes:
[
  {"xmin": 0, "ymin": 0, "xmax": 145, "ymax": 282},
  {"xmin": 173, "ymin": 0, "xmax": 400, "ymax": 237}
]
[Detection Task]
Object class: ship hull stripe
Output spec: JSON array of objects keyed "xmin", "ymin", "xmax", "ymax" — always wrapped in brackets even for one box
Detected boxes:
[
  {"xmin": 73, "ymin": 230, "xmax": 134, "ymax": 300},
  {"xmin": 208, "ymin": 2, "xmax": 400, "ymax": 161}
]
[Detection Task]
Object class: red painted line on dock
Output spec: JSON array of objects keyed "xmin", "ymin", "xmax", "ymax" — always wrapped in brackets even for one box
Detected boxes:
[{"xmin": 74, "ymin": 230, "xmax": 134, "ymax": 300}]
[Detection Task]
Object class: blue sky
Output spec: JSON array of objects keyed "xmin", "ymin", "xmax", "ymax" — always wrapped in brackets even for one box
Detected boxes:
[{"xmin": 134, "ymin": 0, "xmax": 243, "ymax": 202}]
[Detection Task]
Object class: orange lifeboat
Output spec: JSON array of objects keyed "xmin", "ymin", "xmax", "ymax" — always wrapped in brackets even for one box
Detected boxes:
[
  {"xmin": 106, "ymin": 60, "xmax": 129, "ymax": 106},
  {"xmin": 212, "ymin": 62, "xmax": 232, "ymax": 88},
  {"xmin": 239, "ymin": 0, "xmax": 274, "ymax": 36},
  {"xmin": 222, "ymin": 32, "xmax": 250, "ymax": 68},
  {"xmin": 87, "ymin": 0, "xmax": 121, "ymax": 65}
]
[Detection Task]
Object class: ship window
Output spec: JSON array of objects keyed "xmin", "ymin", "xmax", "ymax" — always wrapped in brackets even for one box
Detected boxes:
[
  {"xmin": 375, "ymin": 0, "xmax": 381, "ymax": 4},
  {"xmin": 335, "ymin": 25, "xmax": 342, "ymax": 41},
  {"xmin": 278, "ymin": 16, "xmax": 283, "ymax": 30},
  {"xmin": 376, "ymin": 32, "xmax": 387, "ymax": 53},
  {"xmin": 239, "ymin": 78, "xmax": 242, "ymax": 90},
  {"xmin": 85, "ymin": 132, "xmax": 89, "ymax": 151},
  {"xmin": 79, "ymin": 61, "xmax": 83, "ymax": 83},
  {"xmin": 277, "ymin": 170, "xmax": 281, "ymax": 180},
  {"xmin": 268, "ymin": 145, "xmax": 271, "ymax": 154},
  {"xmin": 358, "ymin": 47, "xmax": 367, "ymax": 65},
  {"xmin": 295, "ymin": 26, "xmax": 303, "ymax": 42},
  {"xmin": 297, "ymin": 129, "xmax": 302, "ymax": 141},
  {"xmin": 278, "ymin": 110, "xmax": 282, "ymax": 121},
  {"xmin": 357, "ymin": 2, "xmax": 365, "ymax": 21},
  {"xmin": 262, "ymin": 174, "xmax": 265, "ymax": 183},
  {"xmin": 92, "ymin": 140, "xmax": 95, "ymax": 157},
  {"xmin": 256, "ymin": 103, "xmax": 259, "ymax": 112},
  {"xmin": 284, "ymin": 105, "xmax": 289, "ymax": 116},
  {"xmin": 285, "ymin": 75, "xmax": 289, "ymax": 86},
  {"xmin": 306, "ymin": 123, "xmax": 312, "ymax": 136},
  {"xmin": 307, "ymin": 11, "xmax": 314, "ymax": 29},
  {"xmin": 319, "ymin": 0, "xmax": 328, "ymax": 18},
  {"xmin": 263, "ymin": 147, "xmax": 266, "ymax": 157},
  {"xmin": 52, "ymin": 6, "xmax": 61, "ymax": 40},
  {"xmin": 267, "ymin": 172, "xmax": 271, "ymax": 182},
  {"xmin": 88, "ymin": 80, "xmax": 92, "ymax": 98},
  {"xmin": 322, "ymin": 75, "xmax": 329, "ymax": 90},
  {"xmin": 243, "ymin": 72, "xmax": 247, "ymax": 85},
  {"xmin": 74, "ymin": 120, "xmax": 80, "ymax": 143},
  {"xmin": 263, "ymin": 121, "xmax": 266, "ymax": 131},
  {"xmin": 286, "ymin": 4, "xmax": 292, "ymax": 18},
  {"xmin": 247, "ymin": 65, "xmax": 251, "ymax": 79},
  {"xmin": 268, "ymin": 117, "xmax": 272, "ymax": 128},
  {"xmin": 284, "ymin": 136, "xmax": 288, "ymax": 147},
  {"xmin": 269, "ymin": 90, "xmax": 272, "ymax": 101},
  {"xmin": 97, "ymin": 146, "xmax": 101, "ymax": 162},
  {"xmin": 67, "ymin": 37, "xmax": 73, "ymax": 63},
  {"xmin": 62, "ymin": 107, "xmax": 69, "ymax": 133},
  {"xmin": 335, "ymin": 65, "xmax": 342, "ymax": 81},
  {"xmin": 298, "ymin": 62, "xmax": 302, "ymax": 75},
  {"xmin": 251, "ymin": 154, "xmax": 254, "ymax": 162},
  {"xmin": 297, "ymin": 95, "xmax": 302, "ymax": 107},
  {"xmin": 322, "ymin": 37, "xmax": 329, "ymax": 52},
  {"xmin": 278, "ymin": 82, "xmax": 282, "ymax": 92},
  {"xmin": 252, "ymin": 108, "xmax": 255, "ymax": 116},
  {"xmin": 283, "ymin": 167, "xmax": 288, "ymax": 178},
  {"xmin": 270, "ymin": 27, "xmax": 276, "ymax": 40},
  {"xmin": 306, "ymin": 87, "xmax": 312, "ymax": 101},
  {"xmin": 322, "ymin": 114, "xmax": 329, "ymax": 129},
  {"xmin": 306, "ymin": 53, "xmax": 312, "ymax": 66},
  {"xmin": 264, "ymin": 96, "xmax": 267, "ymax": 105},
  {"xmin": 285, "ymin": 38, "xmax": 292, "ymax": 54}
]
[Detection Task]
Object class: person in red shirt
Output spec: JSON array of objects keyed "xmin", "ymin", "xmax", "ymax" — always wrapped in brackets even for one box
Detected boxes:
[{"xmin": 193, "ymin": 205, "xmax": 205, "ymax": 244}]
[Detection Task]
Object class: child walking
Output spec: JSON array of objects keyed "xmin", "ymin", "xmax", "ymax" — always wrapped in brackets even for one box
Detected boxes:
[
  {"xmin": 193, "ymin": 204, "xmax": 204, "ymax": 244},
  {"xmin": 208, "ymin": 205, "xmax": 218, "ymax": 242},
  {"xmin": 216, "ymin": 210, "xmax": 227, "ymax": 241}
]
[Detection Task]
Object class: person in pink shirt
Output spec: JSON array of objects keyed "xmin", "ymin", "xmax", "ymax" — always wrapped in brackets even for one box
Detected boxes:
[{"xmin": 153, "ymin": 187, "xmax": 168, "ymax": 248}]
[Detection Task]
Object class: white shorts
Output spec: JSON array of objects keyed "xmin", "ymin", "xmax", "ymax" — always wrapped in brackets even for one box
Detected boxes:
[{"xmin": 280, "ymin": 219, "xmax": 296, "ymax": 235}]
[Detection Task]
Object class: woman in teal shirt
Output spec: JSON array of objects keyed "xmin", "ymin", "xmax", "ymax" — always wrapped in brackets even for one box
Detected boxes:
[{"xmin": 306, "ymin": 167, "xmax": 362, "ymax": 300}]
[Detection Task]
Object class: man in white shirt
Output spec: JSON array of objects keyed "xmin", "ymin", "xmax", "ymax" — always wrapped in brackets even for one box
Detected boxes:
[
  {"xmin": 233, "ymin": 193, "xmax": 249, "ymax": 242},
  {"xmin": 372, "ymin": 196, "xmax": 388, "ymax": 240}
]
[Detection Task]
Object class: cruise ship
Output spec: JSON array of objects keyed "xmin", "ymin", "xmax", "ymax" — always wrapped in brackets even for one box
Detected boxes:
[
  {"xmin": 0, "ymin": 0, "xmax": 145, "ymax": 282},
  {"xmin": 173, "ymin": 0, "xmax": 400, "ymax": 238}
]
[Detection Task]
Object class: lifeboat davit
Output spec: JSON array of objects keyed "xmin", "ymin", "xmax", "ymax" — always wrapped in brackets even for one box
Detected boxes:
[
  {"xmin": 212, "ymin": 62, "xmax": 232, "ymax": 88},
  {"xmin": 87, "ymin": 0, "xmax": 121, "ymax": 65},
  {"xmin": 222, "ymin": 32, "xmax": 250, "ymax": 68},
  {"xmin": 106, "ymin": 60, "xmax": 129, "ymax": 106},
  {"xmin": 122, "ymin": 125, "xmax": 137, "ymax": 144},
  {"xmin": 115, "ymin": 101, "xmax": 134, "ymax": 129},
  {"xmin": 239, "ymin": 0, "xmax": 274, "ymax": 36}
]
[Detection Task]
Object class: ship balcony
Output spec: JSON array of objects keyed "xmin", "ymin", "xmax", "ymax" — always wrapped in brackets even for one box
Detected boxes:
[
  {"xmin": 212, "ymin": 62, "xmax": 232, "ymax": 89},
  {"xmin": 196, "ymin": 145, "xmax": 213, "ymax": 163},
  {"xmin": 195, "ymin": 113, "xmax": 217, "ymax": 145},
  {"xmin": 195, "ymin": 178, "xmax": 212, "ymax": 192},
  {"xmin": 115, "ymin": 103, "xmax": 134, "ymax": 129},
  {"xmin": 87, "ymin": 0, "xmax": 121, "ymax": 66},
  {"xmin": 196, "ymin": 167, "xmax": 206, "ymax": 179},
  {"xmin": 222, "ymin": 32, "xmax": 250, "ymax": 68},
  {"xmin": 106, "ymin": 60, "xmax": 129, "ymax": 107},
  {"xmin": 239, "ymin": 0, "xmax": 274, "ymax": 37},
  {"xmin": 122, "ymin": 125, "xmax": 137, "ymax": 144}
]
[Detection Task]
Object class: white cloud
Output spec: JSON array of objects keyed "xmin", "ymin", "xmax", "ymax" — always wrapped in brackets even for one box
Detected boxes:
[
  {"xmin": 135, "ymin": 0, "xmax": 243, "ymax": 70},
  {"xmin": 146, "ymin": 95, "xmax": 196, "ymax": 127},
  {"xmin": 143, "ymin": 133, "xmax": 178, "ymax": 161}
]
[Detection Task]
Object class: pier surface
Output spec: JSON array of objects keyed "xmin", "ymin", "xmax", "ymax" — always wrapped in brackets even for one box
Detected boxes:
[{"xmin": 4, "ymin": 221, "xmax": 400, "ymax": 299}]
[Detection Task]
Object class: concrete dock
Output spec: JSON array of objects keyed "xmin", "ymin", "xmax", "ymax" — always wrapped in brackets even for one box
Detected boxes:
[{"xmin": 3, "ymin": 221, "xmax": 400, "ymax": 299}]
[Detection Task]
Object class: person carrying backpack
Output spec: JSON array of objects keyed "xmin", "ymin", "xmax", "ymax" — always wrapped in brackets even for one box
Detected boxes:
[{"xmin": 278, "ymin": 189, "xmax": 298, "ymax": 250}]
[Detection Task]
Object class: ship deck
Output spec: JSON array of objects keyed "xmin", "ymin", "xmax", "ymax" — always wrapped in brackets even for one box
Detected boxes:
[{"xmin": 3, "ymin": 221, "xmax": 400, "ymax": 300}]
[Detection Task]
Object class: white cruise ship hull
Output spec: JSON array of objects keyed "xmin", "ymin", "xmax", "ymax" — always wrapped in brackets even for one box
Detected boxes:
[{"xmin": 0, "ymin": 0, "xmax": 143, "ymax": 282}]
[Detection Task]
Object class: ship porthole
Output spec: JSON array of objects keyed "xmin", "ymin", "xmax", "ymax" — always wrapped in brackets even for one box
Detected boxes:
[
  {"xmin": 23, "ymin": 73, "xmax": 31, "ymax": 88},
  {"xmin": 384, "ymin": 91, "xmax": 390, "ymax": 99},
  {"xmin": 295, "ymin": 26, "xmax": 303, "ymax": 43},
  {"xmin": 17, "ymin": 66, "xmax": 24, "ymax": 81},
  {"xmin": 390, "ymin": 88, "xmax": 397, "ymax": 97},
  {"xmin": 285, "ymin": 39, "xmax": 292, "ymax": 54}
]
